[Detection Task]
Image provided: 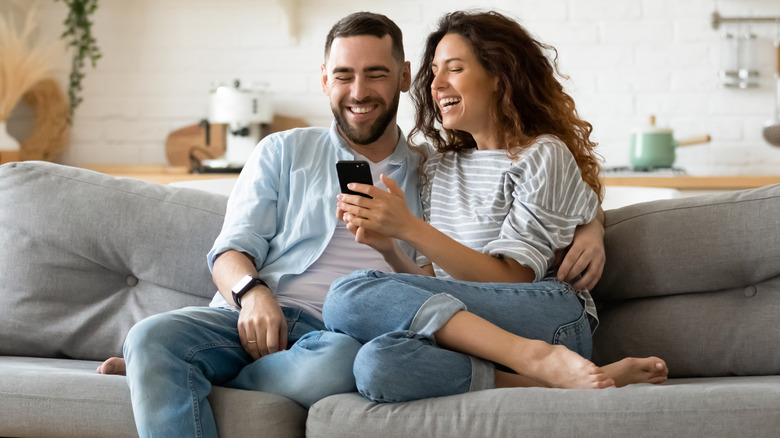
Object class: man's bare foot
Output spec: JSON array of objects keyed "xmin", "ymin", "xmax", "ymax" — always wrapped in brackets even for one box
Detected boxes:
[
  {"xmin": 602, "ymin": 357, "xmax": 668, "ymax": 387},
  {"xmin": 513, "ymin": 340, "xmax": 615, "ymax": 389},
  {"xmin": 96, "ymin": 357, "xmax": 127, "ymax": 375}
]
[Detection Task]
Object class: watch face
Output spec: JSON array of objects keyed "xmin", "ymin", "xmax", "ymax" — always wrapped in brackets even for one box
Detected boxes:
[{"xmin": 233, "ymin": 275, "xmax": 256, "ymax": 293}]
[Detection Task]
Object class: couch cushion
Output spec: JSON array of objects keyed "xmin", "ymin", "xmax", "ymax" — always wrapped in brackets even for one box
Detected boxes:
[
  {"xmin": 0, "ymin": 162, "xmax": 228, "ymax": 360},
  {"xmin": 595, "ymin": 183, "xmax": 780, "ymax": 301},
  {"xmin": 591, "ymin": 184, "xmax": 780, "ymax": 378},
  {"xmin": 308, "ymin": 377, "xmax": 780, "ymax": 438},
  {"xmin": 0, "ymin": 356, "xmax": 306, "ymax": 438}
]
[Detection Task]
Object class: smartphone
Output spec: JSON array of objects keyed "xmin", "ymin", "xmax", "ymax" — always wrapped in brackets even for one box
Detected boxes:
[{"xmin": 336, "ymin": 160, "xmax": 373, "ymax": 198}]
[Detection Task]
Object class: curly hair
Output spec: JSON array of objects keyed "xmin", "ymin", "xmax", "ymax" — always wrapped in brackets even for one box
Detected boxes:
[{"xmin": 408, "ymin": 10, "xmax": 603, "ymax": 201}]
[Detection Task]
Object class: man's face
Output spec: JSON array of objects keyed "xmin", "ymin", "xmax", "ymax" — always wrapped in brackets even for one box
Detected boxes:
[{"xmin": 322, "ymin": 35, "xmax": 411, "ymax": 147}]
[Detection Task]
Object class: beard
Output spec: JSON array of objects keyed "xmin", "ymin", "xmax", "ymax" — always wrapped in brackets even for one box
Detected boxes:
[{"xmin": 332, "ymin": 90, "xmax": 401, "ymax": 146}]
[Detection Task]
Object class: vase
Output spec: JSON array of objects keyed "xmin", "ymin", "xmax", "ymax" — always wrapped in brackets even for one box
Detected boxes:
[{"xmin": 0, "ymin": 121, "xmax": 20, "ymax": 151}]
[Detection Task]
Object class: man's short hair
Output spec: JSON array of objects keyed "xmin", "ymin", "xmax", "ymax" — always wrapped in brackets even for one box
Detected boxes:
[{"xmin": 324, "ymin": 12, "xmax": 404, "ymax": 64}]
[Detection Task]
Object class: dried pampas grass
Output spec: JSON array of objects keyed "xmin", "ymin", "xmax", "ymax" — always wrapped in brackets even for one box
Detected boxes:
[{"xmin": 0, "ymin": 1, "xmax": 63, "ymax": 121}]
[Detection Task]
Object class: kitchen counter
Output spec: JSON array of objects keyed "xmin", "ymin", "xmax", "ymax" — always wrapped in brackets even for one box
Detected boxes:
[
  {"xmin": 80, "ymin": 164, "xmax": 780, "ymax": 191},
  {"xmin": 81, "ymin": 164, "xmax": 237, "ymax": 185},
  {"xmin": 602, "ymin": 175, "xmax": 780, "ymax": 191}
]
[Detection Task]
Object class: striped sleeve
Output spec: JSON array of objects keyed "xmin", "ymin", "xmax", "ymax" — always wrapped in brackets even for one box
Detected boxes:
[{"xmin": 482, "ymin": 139, "xmax": 598, "ymax": 281}]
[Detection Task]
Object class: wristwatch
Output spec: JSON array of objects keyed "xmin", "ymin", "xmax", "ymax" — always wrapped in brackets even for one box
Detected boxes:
[{"xmin": 231, "ymin": 275, "xmax": 267, "ymax": 309}]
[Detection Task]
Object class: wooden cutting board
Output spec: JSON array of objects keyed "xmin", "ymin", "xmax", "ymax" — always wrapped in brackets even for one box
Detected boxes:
[{"xmin": 165, "ymin": 114, "xmax": 308, "ymax": 167}]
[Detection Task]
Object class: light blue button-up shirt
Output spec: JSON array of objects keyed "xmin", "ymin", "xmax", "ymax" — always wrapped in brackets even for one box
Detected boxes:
[{"xmin": 207, "ymin": 121, "xmax": 422, "ymax": 294}]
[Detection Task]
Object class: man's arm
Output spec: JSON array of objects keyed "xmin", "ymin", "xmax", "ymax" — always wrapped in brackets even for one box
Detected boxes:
[
  {"xmin": 556, "ymin": 206, "xmax": 605, "ymax": 291},
  {"xmin": 213, "ymin": 250, "xmax": 287, "ymax": 360}
]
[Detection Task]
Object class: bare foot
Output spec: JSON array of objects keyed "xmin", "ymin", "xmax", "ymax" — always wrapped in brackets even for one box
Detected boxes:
[
  {"xmin": 494, "ymin": 370, "xmax": 548, "ymax": 389},
  {"xmin": 96, "ymin": 357, "xmax": 127, "ymax": 375},
  {"xmin": 513, "ymin": 340, "xmax": 615, "ymax": 389},
  {"xmin": 602, "ymin": 357, "xmax": 668, "ymax": 387}
]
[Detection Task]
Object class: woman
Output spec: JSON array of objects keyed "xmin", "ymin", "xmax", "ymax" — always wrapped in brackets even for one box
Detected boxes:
[{"xmin": 323, "ymin": 10, "xmax": 667, "ymax": 403}]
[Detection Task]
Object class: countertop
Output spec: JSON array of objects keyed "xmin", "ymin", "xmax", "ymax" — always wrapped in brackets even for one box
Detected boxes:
[{"xmin": 82, "ymin": 164, "xmax": 780, "ymax": 191}]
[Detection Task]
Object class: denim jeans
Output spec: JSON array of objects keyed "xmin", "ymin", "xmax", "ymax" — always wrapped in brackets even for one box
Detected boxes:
[
  {"xmin": 322, "ymin": 270, "xmax": 591, "ymax": 403},
  {"xmin": 123, "ymin": 305, "xmax": 361, "ymax": 438}
]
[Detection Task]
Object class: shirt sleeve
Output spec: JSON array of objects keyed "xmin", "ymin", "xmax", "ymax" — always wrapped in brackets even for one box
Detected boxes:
[
  {"xmin": 482, "ymin": 138, "xmax": 598, "ymax": 281},
  {"xmin": 206, "ymin": 135, "xmax": 282, "ymax": 273},
  {"xmin": 415, "ymin": 148, "xmax": 440, "ymax": 267}
]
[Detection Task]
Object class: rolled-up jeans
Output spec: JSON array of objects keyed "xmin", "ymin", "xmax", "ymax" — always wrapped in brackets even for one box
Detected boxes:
[
  {"xmin": 322, "ymin": 270, "xmax": 591, "ymax": 403},
  {"xmin": 123, "ymin": 305, "xmax": 361, "ymax": 438}
]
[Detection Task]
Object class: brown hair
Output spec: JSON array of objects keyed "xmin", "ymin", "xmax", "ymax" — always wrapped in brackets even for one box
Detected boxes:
[
  {"xmin": 409, "ymin": 10, "xmax": 603, "ymax": 201},
  {"xmin": 324, "ymin": 12, "xmax": 405, "ymax": 65}
]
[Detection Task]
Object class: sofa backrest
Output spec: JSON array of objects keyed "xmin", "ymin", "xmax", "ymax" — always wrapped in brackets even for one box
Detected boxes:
[
  {"xmin": 0, "ymin": 162, "xmax": 228, "ymax": 360},
  {"xmin": 593, "ymin": 183, "xmax": 780, "ymax": 377}
]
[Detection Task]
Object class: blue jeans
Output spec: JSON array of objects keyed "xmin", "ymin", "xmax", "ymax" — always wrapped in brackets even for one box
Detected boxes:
[
  {"xmin": 322, "ymin": 270, "xmax": 591, "ymax": 403},
  {"xmin": 123, "ymin": 306, "xmax": 361, "ymax": 438}
]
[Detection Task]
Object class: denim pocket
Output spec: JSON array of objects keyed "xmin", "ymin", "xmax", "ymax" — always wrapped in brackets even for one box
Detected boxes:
[{"xmin": 552, "ymin": 310, "xmax": 592, "ymax": 359}]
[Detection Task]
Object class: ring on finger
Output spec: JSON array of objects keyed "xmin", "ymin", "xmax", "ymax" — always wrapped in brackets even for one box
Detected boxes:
[{"xmin": 247, "ymin": 340, "xmax": 257, "ymax": 344}]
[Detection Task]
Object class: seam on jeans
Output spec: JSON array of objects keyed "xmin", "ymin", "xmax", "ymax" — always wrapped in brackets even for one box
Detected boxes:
[
  {"xmin": 184, "ymin": 342, "xmax": 246, "ymax": 438},
  {"xmin": 189, "ymin": 364, "xmax": 203, "ymax": 438},
  {"xmin": 552, "ymin": 311, "xmax": 588, "ymax": 356}
]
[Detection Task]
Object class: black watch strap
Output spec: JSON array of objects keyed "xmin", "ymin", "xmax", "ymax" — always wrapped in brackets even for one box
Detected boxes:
[{"xmin": 231, "ymin": 275, "xmax": 268, "ymax": 309}]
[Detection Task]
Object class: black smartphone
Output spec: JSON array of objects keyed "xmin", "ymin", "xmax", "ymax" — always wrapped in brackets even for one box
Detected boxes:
[{"xmin": 336, "ymin": 160, "xmax": 373, "ymax": 198}]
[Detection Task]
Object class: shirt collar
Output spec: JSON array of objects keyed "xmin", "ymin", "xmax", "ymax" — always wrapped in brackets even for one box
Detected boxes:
[{"xmin": 328, "ymin": 120, "xmax": 414, "ymax": 166}]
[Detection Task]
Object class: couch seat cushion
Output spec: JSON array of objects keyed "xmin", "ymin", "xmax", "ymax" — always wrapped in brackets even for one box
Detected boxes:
[
  {"xmin": 0, "ymin": 356, "xmax": 306, "ymax": 438},
  {"xmin": 308, "ymin": 377, "xmax": 780, "ymax": 438}
]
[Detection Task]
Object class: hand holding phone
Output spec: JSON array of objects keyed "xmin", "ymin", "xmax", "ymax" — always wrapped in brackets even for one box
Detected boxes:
[{"xmin": 336, "ymin": 160, "xmax": 373, "ymax": 198}]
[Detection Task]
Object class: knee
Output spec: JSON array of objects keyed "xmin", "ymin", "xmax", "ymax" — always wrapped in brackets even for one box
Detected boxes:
[
  {"xmin": 123, "ymin": 310, "xmax": 188, "ymax": 363},
  {"xmin": 322, "ymin": 270, "xmax": 376, "ymax": 329},
  {"xmin": 353, "ymin": 334, "xmax": 416, "ymax": 403},
  {"xmin": 286, "ymin": 331, "xmax": 363, "ymax": 407}
]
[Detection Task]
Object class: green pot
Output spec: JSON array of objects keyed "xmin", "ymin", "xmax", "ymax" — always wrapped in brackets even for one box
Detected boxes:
[
  {"xmin": 630, "ymin": 127, "xmax": 711, "ymax": 168},
  {"xmin": 630, "ymin": 129, "xmax": 677, "ymax": 168}
]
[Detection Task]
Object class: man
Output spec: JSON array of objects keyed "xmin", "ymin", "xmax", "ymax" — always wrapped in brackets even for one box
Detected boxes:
[{"xmin": 99, "ymin": 11, "xmax": 605, "ymax": 438}]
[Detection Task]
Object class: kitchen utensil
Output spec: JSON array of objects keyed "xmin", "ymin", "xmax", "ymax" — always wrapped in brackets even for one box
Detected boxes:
[
  {"xmin": 630, "ymin": 115, "xmax": 711, "ymax": 168},
  {"xmin": 762, "ymin": 27, "xmax": 780, "ymax": 147}
]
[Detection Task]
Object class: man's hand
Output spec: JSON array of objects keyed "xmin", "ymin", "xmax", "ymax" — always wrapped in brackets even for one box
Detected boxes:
[
  {"xmin": 236, "ymin": 287, "xmax": 288, "ymax": 361},
  {"xmin": 557, "ymin": 212, "xmax": 605, "ymax": 291}
]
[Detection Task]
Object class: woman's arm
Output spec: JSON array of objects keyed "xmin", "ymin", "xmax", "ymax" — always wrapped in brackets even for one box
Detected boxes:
[
  {"xmin": 337, "ymin": 201, "xmax": 433, "ymax": 276},
  {"xmin": 339, "ymin": 175, "xmax": 535, "ymax": 283}
]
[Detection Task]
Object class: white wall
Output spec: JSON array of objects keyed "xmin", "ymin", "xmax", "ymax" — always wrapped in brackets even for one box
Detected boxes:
[{"xmin": 7, "ymin": 0, "xmax": 780, "ymax": 174}]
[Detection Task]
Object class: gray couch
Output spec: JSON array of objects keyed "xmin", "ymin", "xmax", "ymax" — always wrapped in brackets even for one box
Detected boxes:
[{"xmin": 1, "ymin": 161, "xmax": 779, "ymax": 438}]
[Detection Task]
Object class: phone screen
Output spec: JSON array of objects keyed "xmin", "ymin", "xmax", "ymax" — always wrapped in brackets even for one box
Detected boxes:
[{"xmin": 336, "ymin": 160, "xmax": 373, "ymax": 198}]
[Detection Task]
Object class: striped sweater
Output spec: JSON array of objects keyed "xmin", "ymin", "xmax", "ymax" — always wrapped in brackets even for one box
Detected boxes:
[{"xmin": 417, "ymin": 135, "xmax": 598, "ymax": 282}]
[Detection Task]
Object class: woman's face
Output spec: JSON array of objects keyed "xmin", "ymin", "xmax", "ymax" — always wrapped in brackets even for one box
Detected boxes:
[{"xmin": 430, "ymin": 33, "xmax": 498, "ymax": 148}]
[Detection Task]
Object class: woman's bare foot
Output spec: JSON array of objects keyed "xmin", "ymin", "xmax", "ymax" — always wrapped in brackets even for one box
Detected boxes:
[
  {"xmin": 96, "ymin": 357, "xmax": 127, "ymax": 375},
  {"xmin": 512, "ymin": 340, "xmax": 615, "ymax": 389},
  {"xmin": 601, "ymin": 357, "xmax": 668, "ymax": 387},
  {"xmin": 494, "ymin": 370, "xmax": 548, "ymax": 388}
]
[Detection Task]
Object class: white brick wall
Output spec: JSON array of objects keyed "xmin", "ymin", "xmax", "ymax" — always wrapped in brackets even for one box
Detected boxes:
[{"xmin": 6, "ymin": 0, "xmax": 780, "ymax": 174}]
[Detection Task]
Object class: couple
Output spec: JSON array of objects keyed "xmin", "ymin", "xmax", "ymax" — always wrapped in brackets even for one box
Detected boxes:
[{"xmin": 99, "ymin": 10, "xmax": 667, "ymax": 437}]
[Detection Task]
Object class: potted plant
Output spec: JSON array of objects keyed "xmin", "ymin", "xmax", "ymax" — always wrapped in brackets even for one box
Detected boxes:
[{"xmin": 57, "ymin": 0, "xmax": 101, "ymax": 116}]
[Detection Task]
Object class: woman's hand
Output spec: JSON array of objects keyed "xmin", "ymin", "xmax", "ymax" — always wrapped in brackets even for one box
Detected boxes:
[
  {"xmin": 337, "ymin": 174, "xmax": 416, "ymax": 242},
  {"xmin": 338, "ymin": 202, "xmax": 397, "ymax": 254},
  {"xmin": 556, "ymin": 215, "xmax": 605, "ymax": 291}
]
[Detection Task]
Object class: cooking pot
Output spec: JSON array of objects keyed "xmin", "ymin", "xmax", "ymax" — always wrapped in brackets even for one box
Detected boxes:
[{"xmin": 630, "ymin": 116, "xmax": 711, "ymax": 168}]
